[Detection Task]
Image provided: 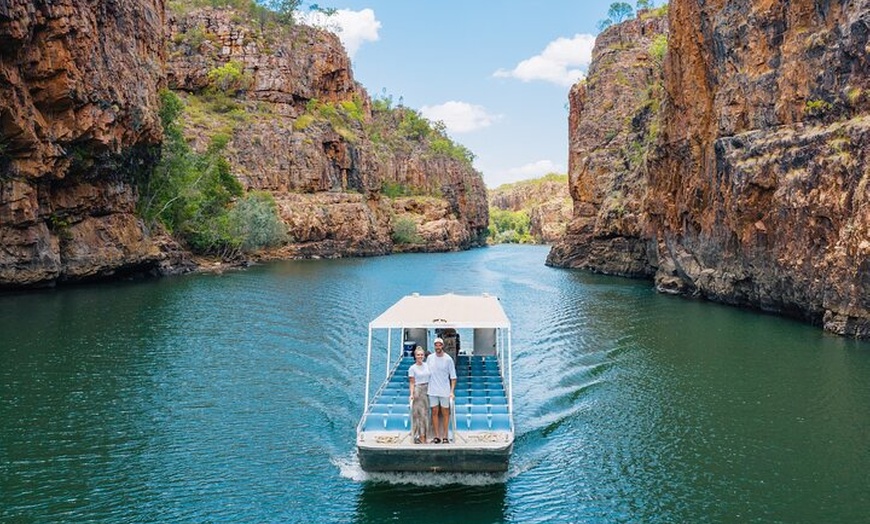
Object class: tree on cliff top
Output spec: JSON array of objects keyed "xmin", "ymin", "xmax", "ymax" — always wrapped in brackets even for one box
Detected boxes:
[{"xmin": 598, "ymin": 2, "xmax": 636, "ymax": 31}]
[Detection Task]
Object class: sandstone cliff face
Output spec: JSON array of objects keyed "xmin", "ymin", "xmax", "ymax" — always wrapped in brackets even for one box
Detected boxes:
[
  {"xmin": 548, "ymin": 13, "xmax": 667, "ymax": 274},
  {"xmin": 489, "ymin": 176, "xmax": 572, "ymax": 243},
  {"xmin": 0, "ymin": 0, "xmax": 166, "ymax": 287},
  {"xmin": 650, "ymin": 0, "xmax": 869, "ymax": 337},
  {"xmin": 549, "ymin": 2, "xmax": 870, "ymax": 337},
  {"xmin": 166, "ymin": 8, "xmax": 488, "ymax": 258},
  {"xmin": 0, "ymin": 4, "xmax": 487, "ymax": 288}
]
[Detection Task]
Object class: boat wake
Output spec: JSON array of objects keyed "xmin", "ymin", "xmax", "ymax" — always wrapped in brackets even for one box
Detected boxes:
[{"xmin": 332, "ymin": 453, "xmax": 512, "ymax": 485}]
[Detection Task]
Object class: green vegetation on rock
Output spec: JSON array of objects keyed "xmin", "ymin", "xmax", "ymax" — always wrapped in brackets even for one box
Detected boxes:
[
  {"xmin": 293, "ymin": 97, "xmax": 365, "ymax": 142},
  {"xmin": 488, "ymin": 208, "xmax": 533, "ymax": 244},
  {"xmin": 391, "ymin": 216, "xmax": 422, "ymax": 245},
  {"xmin": 138, "ymin": 89, "xmax": 286, "ymax": 258},
  {"xmin": 367, "ymin": 92, "xmax": 475, "ymax": 168}
]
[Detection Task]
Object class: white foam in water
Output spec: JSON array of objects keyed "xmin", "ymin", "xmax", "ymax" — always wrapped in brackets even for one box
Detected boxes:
[{"xmin": 332, "ymin": 453, "xmax": 513, "ymax": 485}]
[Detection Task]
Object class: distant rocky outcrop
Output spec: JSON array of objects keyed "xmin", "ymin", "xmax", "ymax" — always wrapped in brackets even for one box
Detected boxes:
[
  {"xmin": 488, "ymin": 175, "xmax": 571, "ymax": 243},
  {"xmin": 0, "ymin": 0, "xmax": 166, "ymax": 288},
  {"xmin": 549, "ymin": 2, "xmax": 870, "ymax": 338}
]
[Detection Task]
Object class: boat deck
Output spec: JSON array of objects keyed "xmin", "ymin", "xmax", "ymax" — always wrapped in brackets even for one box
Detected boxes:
[{"xmin": 361, "ymin": 355, "xmax": 512, "ymax": 434}]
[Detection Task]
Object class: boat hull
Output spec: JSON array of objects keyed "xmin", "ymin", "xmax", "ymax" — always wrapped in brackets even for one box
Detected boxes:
[{"xmin": 357, "ymin": 438, "xmax": 513, "ymax": 473}]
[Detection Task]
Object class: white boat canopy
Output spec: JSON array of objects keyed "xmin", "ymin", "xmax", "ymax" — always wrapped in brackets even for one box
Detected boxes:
[{"xmin": 368, "ymin": 293, "xmax": 511, "ymax": 329}]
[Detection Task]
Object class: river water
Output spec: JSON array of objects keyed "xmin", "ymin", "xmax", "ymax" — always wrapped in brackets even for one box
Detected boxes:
[{"xmin": 2, "ymin": 245, "xmax": 868, "ymax": 523}]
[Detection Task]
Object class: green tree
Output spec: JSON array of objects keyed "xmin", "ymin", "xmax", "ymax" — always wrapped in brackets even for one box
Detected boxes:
[
  {"xmin": 392, "ymin": 216, "xmax": 421, "ymax": 244},
  {"xmin": 140, "ymin": 90, "xmax": 286, "ymax": 258},
  {"xmin": 636, "ymin": 0, "xmax": 652, "ymax": 11},
  {"xmin": 488, "ymin": 208, "xmax": 533, "ymax": 244},
  {"xmin": 398, "ymin": 109, "xmax": 431, "ymax": 140},
  {"xmin": 266, "ymin": 0, "xmax": 302, "ymax": 24},
  {"xmin": 608, "ymin": 2, "xmax": 634, "ymax": 22},
  {"xmin": 226, "ymin": 191, "xmax": 287, "ymax": 251}
]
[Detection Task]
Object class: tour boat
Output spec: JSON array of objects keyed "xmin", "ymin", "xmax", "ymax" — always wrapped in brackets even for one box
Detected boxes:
[{"xmin": 356, "ymin": 293, "xmax": 514, "ymax": 473}]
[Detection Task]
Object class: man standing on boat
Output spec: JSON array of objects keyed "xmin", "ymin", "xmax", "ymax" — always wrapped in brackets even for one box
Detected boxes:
[{"xmin": 427, "ymin": 337, "xmax": 457, "ymax": 444}]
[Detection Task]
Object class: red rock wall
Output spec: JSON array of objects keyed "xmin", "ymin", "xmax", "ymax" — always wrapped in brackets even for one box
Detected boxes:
[
  {"xmin": 165, "ymin": 8, "xmax": 489, "ymax": 257},
  {"xmin": 0, "ymin": 0, "xmax": 165, "ymax": 287},
  {"xmin": 548, "ymin": 13, "xmax": 667, "ymax": 275},
  {"xmin": 649, "ymin": 0, "xmax": 869, "ymax": 336},
  {"xmin": 551, "ymin": 1, "xmax": 869, "ymax": 336}
]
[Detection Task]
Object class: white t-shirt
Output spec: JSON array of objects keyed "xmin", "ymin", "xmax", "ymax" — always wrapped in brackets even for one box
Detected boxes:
[
  {"xmin": 408, "ymin": 362, "xmax": 430, "ymax": 385},
  {"xmin": 426, "ymin": 352, "xmax": 456, "ymax": 397}
]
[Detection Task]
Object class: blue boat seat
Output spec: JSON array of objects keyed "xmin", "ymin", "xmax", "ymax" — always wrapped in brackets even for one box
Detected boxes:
[
  {"xmin": 384, "ymin": 413, "xmax": 409, "ymax": 431},
  {"xmin": 489, "ymin": 404, "xmax": 509, "ymax": 414},
  {"xmin": 370, "ymin": 404, "xmax": 391, "ymax": 414},
  {"xmin": 364, "ymin": 414, "xmax": 386, "ymax": 431},
  {"xmin": 470, "ymin": 405, "xmax": 489, "ymax": 414},
  {"xmin": 469, "ymin": 414, "xmax": 490, "ymax": 430},
  {"xmin": 490, "ymin": 414, "xmax": 511, "ymax": 431},
  {"xmin": 488, "ymin": 396, "xmax": 507, "ymax": 406}
]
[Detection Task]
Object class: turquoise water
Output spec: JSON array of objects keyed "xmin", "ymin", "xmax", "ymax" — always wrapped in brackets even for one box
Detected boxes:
[{"xmin": 1, "ymin": 245, "xmax": 869, "ymax": 523}]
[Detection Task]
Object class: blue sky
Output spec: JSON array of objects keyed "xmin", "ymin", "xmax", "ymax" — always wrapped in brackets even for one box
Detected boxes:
[{"xmin": 297, "ymin": 1, "xmax": 623, "ymax": 188}]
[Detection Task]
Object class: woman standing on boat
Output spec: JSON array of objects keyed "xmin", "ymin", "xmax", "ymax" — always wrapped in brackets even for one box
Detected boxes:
[{"xmin": 408, "ymin": 347, "xmax": 431, "ymax": 444}]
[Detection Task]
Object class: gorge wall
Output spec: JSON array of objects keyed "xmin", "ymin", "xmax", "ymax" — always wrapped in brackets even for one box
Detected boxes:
[
  {"xmin": 549, "ymin": 2, "xmax": 870, "ymax": 337},
  {"xmin": 547, "ymin": 12, "xmax": 666, "ymax": 275},
  {"xmin": 0, "ymin": 2, "xmax": 488, "ymax": 288},
  {"xmin": 165, "ymin": 8, "xmax": 488, "ymax": 260},
  {"xmin": 488, "ymin": 176, "xmax": 572, "ymax": 243},
  {"xmin": 0, "ymin": 0, "xmax": 166, "ymax": 287}
]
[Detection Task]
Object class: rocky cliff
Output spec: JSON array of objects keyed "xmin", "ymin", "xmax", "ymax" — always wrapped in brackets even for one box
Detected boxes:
[
  {"xmin": 0, "ymin": 0, "xmax": 166, "ymax": 287},
  {"xmin": 166, "ymin": 7, "xmax": 488, "ymax": 259},
  {"xmin": 547, "ymin": 12, "xmax": 667, "ymax": 274},
  {"xmin": 0, "ymin": 3, "xmax": 488, "ymax": 289},
  {"xmin": 549, "ymin": 2, "xmax": 870, "ymax": 338},
  {"xmin": 488, "ymin": 175, "xmax": 572, "ymax": 243}
]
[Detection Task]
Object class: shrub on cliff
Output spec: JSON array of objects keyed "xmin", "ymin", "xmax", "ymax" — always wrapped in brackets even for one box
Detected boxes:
[
  {"xmin": 392, "ymin": 217, "xmax": 422, "ymax": 245},
  {"xmin": 368, "ymin": 94, "xmax": 475, "ymax": 168},
  {"xmin": 207, "ymin": 61, "xmax": 254, "ymax": 96},
  {"xmin": 140, "ymin": 89, "xmax": 287, "ymax": 257},
  {"xmin": 488, "ymin": 208, "xmax": 533, "ymax": 244},
  {"xmin": 293, "ymin": 97, "xmax": 365, "ymax": 141}
]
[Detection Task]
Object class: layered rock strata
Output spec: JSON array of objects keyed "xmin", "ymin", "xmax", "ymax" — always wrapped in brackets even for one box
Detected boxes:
[
  {"xmin": 650, "ymin": 0, "xmax": 869, "ymax": 337},
  {"xmin": 0, "ymin": 4, "xmax": 488, "ymax": 288},
  {"xmin": 166, "ymin": 8, "xmax": 488, "ymax": 259},
  {"xmin": 0, "ymin": 0, "xmax": 166, "ymax": 287},
  {"xmin": 550, "ymin": 2, "xmax": 870, "ymax": 337},
  {"xmin": 548, "ymin": 13, "xmax": 666, "ymax": 274},
  {"xmin": 488, "ymin": 176, "xmax": 572, "ymax": 243}
]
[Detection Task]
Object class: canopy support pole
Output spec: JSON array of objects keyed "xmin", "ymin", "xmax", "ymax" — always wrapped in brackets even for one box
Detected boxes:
[{"xmin": 364, "ymin": 325, "xmax": 373, "ymax": 412}]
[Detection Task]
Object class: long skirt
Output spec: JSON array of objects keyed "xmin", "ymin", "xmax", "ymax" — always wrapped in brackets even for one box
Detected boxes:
[{"xmin": 411, "ymin": 383, "xmax": 431, "ymax": 440}]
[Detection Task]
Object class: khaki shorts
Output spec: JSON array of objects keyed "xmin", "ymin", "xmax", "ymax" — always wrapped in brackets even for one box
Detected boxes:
[{"xmin": 429, "ymin": 395, "xmax": 451, "ymax": 408}]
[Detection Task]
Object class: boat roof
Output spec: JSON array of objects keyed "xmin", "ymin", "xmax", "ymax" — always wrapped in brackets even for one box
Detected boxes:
[{"xmin": 369, "ymin": 293, "xmax": 510, "ymax": 329}]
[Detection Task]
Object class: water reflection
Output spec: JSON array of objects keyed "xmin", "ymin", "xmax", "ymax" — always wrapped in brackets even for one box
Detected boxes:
[
  {"xmin": 355, "ymin": 480, "xmax": 506, "ymax": 524},
  {"xmin": 3, "ymin": 246, "xmax": 870, "ymax": 523}
]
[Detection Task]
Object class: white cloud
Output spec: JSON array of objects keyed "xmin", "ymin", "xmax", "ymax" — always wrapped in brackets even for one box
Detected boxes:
[
  {"xmin": 297, "ymin": 8, "xmax": 381, "ymax": 59},
  {"xmin": 505, "ymin": 160, "xmax": 565, "ymax": 179},
  {"xmin": 420, "ymin": 101, "xmax": 500, "ymax": 134},
  {"xmin": 494, "ymin": 34, "xmax": 596, "ymax": 87}
]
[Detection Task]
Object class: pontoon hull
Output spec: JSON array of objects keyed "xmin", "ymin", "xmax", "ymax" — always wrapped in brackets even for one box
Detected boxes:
[{"xmin": 357, "ymin": 441, "xmax": 513, "ymax": 473}]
